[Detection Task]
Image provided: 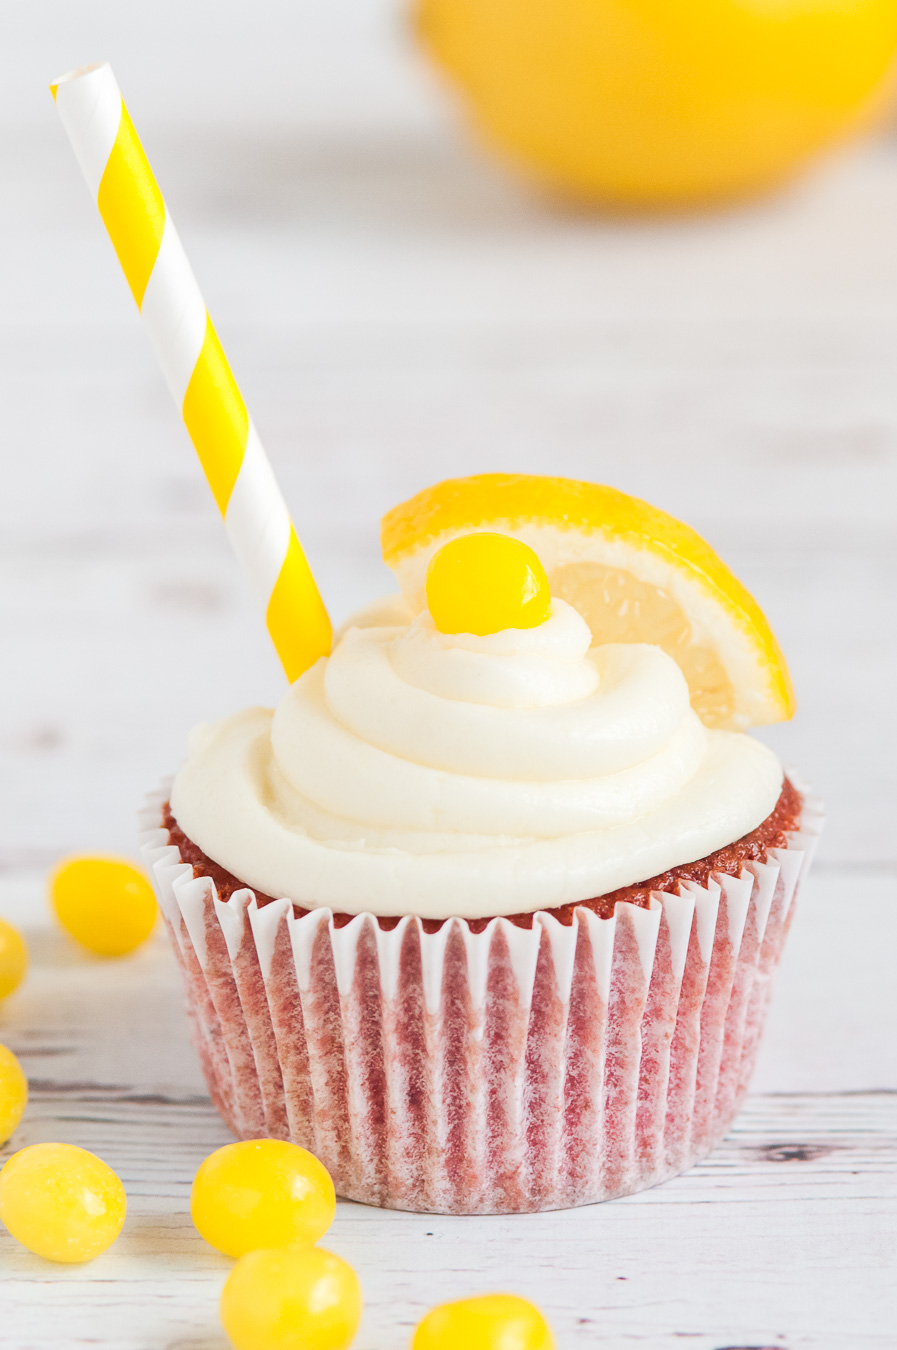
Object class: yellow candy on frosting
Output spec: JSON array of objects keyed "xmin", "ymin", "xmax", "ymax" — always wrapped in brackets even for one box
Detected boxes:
[{"xmin": 426, "ymin": 532, "xmax": 551, "ymax": 636}]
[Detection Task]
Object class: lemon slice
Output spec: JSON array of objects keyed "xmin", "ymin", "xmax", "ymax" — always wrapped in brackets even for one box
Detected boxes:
[{"xmin": 381, "ymin": 474, "xmax": 794, "ymax": 731}]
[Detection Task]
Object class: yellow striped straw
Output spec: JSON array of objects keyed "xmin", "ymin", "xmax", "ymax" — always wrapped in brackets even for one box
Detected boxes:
[{"xmin": 51, "ymin": 63, "xmax": 332, "ymax": 683}]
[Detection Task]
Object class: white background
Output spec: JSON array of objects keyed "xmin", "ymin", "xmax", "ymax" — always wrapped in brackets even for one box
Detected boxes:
[{"xmin": 1, "ymin": 3, "xmax": 895, "ymax": 1346}]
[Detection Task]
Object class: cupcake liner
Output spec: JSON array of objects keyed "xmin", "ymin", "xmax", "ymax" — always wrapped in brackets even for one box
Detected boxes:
[{"xmin": 139, "ymin": 789, "xmax": 822, "ymax": 1215}]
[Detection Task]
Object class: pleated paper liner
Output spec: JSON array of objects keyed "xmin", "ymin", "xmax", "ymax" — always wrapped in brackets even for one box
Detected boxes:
[{"xmin": 140, "ymin": 790, "xmax": 822, "ymax": 1215}]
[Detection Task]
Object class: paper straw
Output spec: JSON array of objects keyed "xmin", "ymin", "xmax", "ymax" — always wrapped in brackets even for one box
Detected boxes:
[{"xmin": 51, "ymin": 62, "xmax": 332, "ymax": 683}]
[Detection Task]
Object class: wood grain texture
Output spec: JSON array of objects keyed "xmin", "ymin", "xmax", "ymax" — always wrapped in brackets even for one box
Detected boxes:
[
  {"xmin": 2, "ymin": 1, "xmax": 896, "ymax": 1342},
  {"xmin": 2, "ymin": 1086, "xmax": 895, "ymax": 1350},
  {"xmin": 1, "ymin": 867, "xmax": 893, "ymax": 1346}
]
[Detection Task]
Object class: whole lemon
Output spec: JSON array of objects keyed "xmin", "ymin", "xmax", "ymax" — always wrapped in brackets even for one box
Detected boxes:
[{"xmin": 416, "ymin": 0, "xmax": 897, "ymax": 206}]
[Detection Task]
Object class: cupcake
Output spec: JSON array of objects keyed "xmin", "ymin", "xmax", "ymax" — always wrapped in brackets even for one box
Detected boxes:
[{"xmin": 141, "ymin": 474, "xmax": 821, "ymax": 1215}]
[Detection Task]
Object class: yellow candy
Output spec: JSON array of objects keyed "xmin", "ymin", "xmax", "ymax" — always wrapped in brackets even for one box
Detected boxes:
[
  {"xmin": 0, "ymin": 918, "xmax": 28, "ymax": 999},
  {"xmin": 426, "ymin": 533, "xmax": 551, "ymax": 637},
  {"xmin": 50, "ymin": 856, "xmax": 156, "ymax": 956},
  {"xmin": 412, "ymin": 1294, "xmax": 555, "ymax": 1350},
  {"xmin": 220, "ymin": 1246, "xmax": 363, "ymax": 1350},
  {"xmin": 0, "ymin": 1142, "xmax": 126, "ymax": 1263},
  {"xmin": 192, "ymin": 1138, "xmax": 336, "ymax": 1258},
  {"xmin": 0, "ymin": 1044, "xmax": 28, "ymax": 1145}
]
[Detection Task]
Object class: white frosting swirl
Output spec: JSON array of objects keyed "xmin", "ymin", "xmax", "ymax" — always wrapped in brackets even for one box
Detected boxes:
[{"xmin": 170, "ymin": 598, "xmax": 783, "ymax": 919}]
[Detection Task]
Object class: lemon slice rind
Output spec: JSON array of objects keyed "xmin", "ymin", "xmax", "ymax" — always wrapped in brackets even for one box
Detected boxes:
[{"xmin": 381, "ymin": 474, "xmax": 794, "ymax": 731}]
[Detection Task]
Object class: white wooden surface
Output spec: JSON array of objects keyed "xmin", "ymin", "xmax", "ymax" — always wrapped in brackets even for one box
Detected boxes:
[{"xmin": 2, "ymin": 3, "xmax": 896, "ymax": 1345}]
